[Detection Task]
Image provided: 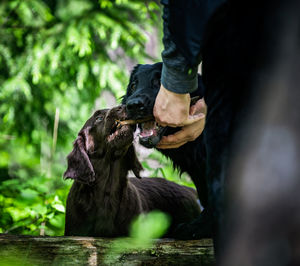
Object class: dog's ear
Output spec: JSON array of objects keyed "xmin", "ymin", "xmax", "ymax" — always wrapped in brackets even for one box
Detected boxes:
[
  {"xmin": 63, "ymin": 131, "xmax": 95, "ymax": 184},
  {"xmin": 126, "ymin": 145, "xmax": 143, "ymax": 179}
]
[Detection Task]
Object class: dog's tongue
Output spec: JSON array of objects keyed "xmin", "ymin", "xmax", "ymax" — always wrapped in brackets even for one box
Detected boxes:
[
  {"xmin": 140, "ymin": 129, "xmax": 155, "ymax": 137},
  {"xmin": 139, "ymin": 121, "xmax": 157, "ymax": 137}
]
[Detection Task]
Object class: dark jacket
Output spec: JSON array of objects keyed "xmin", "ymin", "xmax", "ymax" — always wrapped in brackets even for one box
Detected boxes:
[{"xmin": 160, "ymin": 0, "xmax": 226, "ymax": 94}]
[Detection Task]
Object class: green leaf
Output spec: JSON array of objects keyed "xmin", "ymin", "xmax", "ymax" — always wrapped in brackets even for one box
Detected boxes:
[
  {"xmin": 20, "ymin": 189, "xmax": 39, "ymax": 201},
  {"xmin": 52, "ymin": 204, "xmax": 65, "ymax": 213},
  {"xmin": 48, "ymin": 213, "xmax": 64, "ymax": 228},
  {"xmin": 130, "ymin": 211, "xmax": 171, "ymax": 241}
]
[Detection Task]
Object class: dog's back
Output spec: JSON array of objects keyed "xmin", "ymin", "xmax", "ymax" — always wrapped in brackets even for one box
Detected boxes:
[{"xmin": 129, "ymin": 177, "xmax": 201, "ymax": 234}]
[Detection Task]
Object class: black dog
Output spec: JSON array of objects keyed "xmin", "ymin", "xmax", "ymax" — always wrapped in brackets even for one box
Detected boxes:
[
  {"xmin": 122, "ymin": 63, "xmax": 212, "ymax": 239},
  {"xmin": 63, "ymin": 105, "xmax": 201, "ymax": 237}
]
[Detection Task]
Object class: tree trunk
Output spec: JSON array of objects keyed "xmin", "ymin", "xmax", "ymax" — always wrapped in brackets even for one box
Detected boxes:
[{"xmin": 0, "ymin": 234, "xmax": 214, "ymax": 265}]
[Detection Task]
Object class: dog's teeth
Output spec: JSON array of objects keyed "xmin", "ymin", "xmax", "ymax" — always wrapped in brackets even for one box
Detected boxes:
[
  {"xmin": 140, "ymin": 129, "xmax": 154, "ymax": 137},
  {"xmin": 116, "ymin": 122, "xmax": 122, "ymax": 129}
]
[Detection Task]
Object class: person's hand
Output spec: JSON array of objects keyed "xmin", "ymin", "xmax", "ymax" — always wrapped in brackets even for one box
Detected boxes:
[
  {"xmin": 156, "ymin": 97, "xmax": 206, "ymax": 149},
  {"xmin": 154, "ymin": 85, "xmax": 203, "ymax": 127},
  {"xmin": 153, "ymin": 85, "xmax": 206, "ymax": 149}
]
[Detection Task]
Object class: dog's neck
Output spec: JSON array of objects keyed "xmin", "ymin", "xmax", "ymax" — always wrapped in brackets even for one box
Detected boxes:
[
  {"xmin": 90, "ymin": 155, "xmax": 130, "ymax": 235},
  {"xmin": 91, "ymin": 155, "xmax": 128, "ymax": 197},
  {"xmin": 70, "ymin": 154, "xmax": 128, "ymax": 236}
]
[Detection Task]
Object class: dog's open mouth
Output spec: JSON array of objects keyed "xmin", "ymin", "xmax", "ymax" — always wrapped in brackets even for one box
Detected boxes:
[
  {"xmin": 139, "ymin": 121, "xmax": 159, "ymax": 138},
  {"xmin": 107, "ymin": 122, "xmax": 119, "ymax": 142},
  {"xmin": 112, "ymin": 117, "xmax": 166, "ymax": 148},
  {"xmin": 107, "ymin": 122, "xmax": 132, "ymax": 143},
  {"xmin": 138, "ymin": 121, "xmax": 167, "ymax": 148}
]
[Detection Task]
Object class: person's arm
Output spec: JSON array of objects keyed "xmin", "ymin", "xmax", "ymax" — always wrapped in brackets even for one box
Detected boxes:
[
  {"xmin": 160, "ymin": 0, "xmax": 199, "ymax": 96},
  {"xmin": 158, "ymin": 0, "xmax": 226, "ymax": 96},
  {"xmin": 154, "ymin": 1, "xmax": 206, "ymax": 148}
]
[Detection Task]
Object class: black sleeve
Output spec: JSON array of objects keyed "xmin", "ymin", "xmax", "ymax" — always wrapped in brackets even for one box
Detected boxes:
[{"xmin": 160, "ymin": 0, "xmax": 226, "ymax": 94}]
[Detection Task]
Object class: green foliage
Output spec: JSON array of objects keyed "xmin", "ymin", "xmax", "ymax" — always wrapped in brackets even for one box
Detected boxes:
[
  {"xmin": 142, "ymin": 149, "xmax": 195, "ymax": 188},
  {"xmin": 0, "ymin": 0, "xmax": 162, "ymax": 236},
  {"xmin": 0, "ymin": 0, "xmax": 192, "ymax": 237}
]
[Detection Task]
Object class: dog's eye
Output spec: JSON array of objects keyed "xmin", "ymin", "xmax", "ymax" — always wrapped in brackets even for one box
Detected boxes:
[
  {"xmin": 130, "ymin": 82, "xmax": 136, "ymax": 92},
  {"xmin": 95, "ymin": 116, "xmax": 103, "ymax": 123},
  {"xmin": 153, "ymin": 78, "xmax": 160, "ymax": 87}
]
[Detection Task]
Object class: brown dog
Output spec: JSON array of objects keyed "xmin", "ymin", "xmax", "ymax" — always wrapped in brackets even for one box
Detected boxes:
[{"xmin": 63, "ymin": 105, "xmax": 201, "ymax": 237}]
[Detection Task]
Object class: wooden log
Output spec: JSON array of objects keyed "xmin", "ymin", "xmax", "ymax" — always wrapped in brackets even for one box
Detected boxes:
[{"xmin": 0, "ymin": 234, "xmax": 215, "ymax": 265}]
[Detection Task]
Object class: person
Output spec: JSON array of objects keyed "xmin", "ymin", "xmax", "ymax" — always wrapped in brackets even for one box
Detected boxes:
[
  {"xmin": 154, "ymin": 1, "xmax": 300, "ymax": 264},
  {"xmin": 154, "ymin": 0, "xmax": 226, "ymax": 149}
]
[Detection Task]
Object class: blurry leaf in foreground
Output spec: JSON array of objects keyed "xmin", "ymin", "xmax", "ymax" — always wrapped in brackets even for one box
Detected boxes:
[
  {"xmin": 104, "ymin": 211, "xmax": 170, "ymax": 264},
  {"xmin": 130, "ymin": 210, "xmax": 170, "ymax": 242}
]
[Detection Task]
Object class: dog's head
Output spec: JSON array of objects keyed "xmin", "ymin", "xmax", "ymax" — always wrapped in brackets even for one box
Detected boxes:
[
  {"xmin": 122, "ymin": 62, "xmax": 165, "ymax": 148},
  {"xmin": 122, "ymin": 62, "xmax": 162, "ymax": 119},
  {"xmin": 63, "ymin": 105, "xmax": 143, "ymax": 184}
]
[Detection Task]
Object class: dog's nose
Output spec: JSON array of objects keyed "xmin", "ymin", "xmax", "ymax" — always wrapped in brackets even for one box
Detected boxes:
[
  {"xmin": 107, "ymin": 105, "xmax": 126, "ymax": 119},
  {"xmin": 126, "ymin": 99, "xmax": 145, "ymax": 113}
]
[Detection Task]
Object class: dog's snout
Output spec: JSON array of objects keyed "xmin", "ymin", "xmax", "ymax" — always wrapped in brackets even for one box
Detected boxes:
[
  {"xmin": 106, "ymin": 105, "xmax": 126, "ymax": 120},
  {"xmin": 126, "ymin": 98, "xmax": 145, "ymax": 113}
]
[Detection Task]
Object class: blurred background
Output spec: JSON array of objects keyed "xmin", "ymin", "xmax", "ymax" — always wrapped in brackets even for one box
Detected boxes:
[{"xmin": 0, "ymin": 0, "xmax": 194, "ymax": 236}]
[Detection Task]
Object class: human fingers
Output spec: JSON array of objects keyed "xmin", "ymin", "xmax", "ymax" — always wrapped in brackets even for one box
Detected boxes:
[
  {"xmin": 159, "ymin": 100, "xmax": 205, "ymax": 127},
  {"xmin": 154, "ymin": 107, "xmax": 188, "ymax": 128},
  {"xmin": 153, "ymin": 85, "xmax": 190, "ymax": 127},
  {"xmin": 157, "ymin": 126, "xmax": 196, "ymax": 146},
  {"xmin": 157, "ymin": 112, "xmax": 205, "ymax": 128},
  {"xmin": 156, "ymin": 133, "xmax": 188, "ymax": 149},
  {"xmin": 156, "ymin": 140, "xmax": 188, "ymax": 149},
  {"xmin": 181, "ymin": 113, "xmax": 205, "ymax": 127},
  {"xmin": 156, "ymin": 114, "xmax": 206, "ymax": 148},
  {"xmin": 165, "ymin": 101, "xmax": 206, "ymax": 127},
  {"xmin": 190, "ymin": 98, "xmax": 207, "ymax": 116}
]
